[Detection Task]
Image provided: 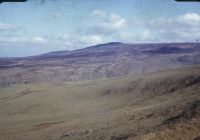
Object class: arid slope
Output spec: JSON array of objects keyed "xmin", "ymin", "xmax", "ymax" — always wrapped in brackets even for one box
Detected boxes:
[{"xmin": 0, "ymin": 66, "xmax": 200, "ymax": 140}]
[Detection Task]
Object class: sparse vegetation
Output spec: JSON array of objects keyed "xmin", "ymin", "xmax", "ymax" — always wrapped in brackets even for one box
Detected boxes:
[
  {"xmin": 135, "ymin": 118, "xmax": 200, "ymax": 140},
  {"xmin": 0, "ymin": 66, "xmax": 200, "ymax": 140}
]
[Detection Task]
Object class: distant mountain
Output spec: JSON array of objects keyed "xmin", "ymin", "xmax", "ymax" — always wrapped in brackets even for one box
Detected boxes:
[
  {"xmin": 0, "ymin": 42, "xmax": 200, "ymax": 86},
  {"xmin": 35, "ymin": 50, "xmax": 70, "ymax": 58}
]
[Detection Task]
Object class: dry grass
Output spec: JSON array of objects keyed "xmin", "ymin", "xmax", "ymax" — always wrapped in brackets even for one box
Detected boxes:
[
  {"xmin": 134, "ymin": 118, "xmax": 200, "ymax": 140},
  {"xmin": 0, "ymin": 66, "xmax": 200, "ymax": 140}
]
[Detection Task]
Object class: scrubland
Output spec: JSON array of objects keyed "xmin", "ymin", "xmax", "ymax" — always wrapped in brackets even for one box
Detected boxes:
[{"xmin": 0, "ymin": 65, "xmax": 200, "ymax": 140}]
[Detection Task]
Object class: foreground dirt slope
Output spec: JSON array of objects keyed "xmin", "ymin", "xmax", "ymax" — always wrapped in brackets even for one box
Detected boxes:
[{"xmin": 0, "ymin": 65, "xmax": 200, "ymax": 140}]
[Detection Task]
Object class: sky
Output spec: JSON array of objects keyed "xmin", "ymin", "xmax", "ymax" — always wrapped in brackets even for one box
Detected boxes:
[{"xmin": 0, "ymin": 0, "xmax": 200, "ymax": 57}]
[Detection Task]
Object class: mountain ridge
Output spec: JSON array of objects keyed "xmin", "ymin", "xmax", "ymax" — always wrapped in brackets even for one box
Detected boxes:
[{"xmin": 0, "ymin": 42, "xmax": 199, "ymax": 86}]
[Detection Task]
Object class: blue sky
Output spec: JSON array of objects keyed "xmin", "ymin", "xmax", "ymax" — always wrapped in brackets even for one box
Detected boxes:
[{"xmin": 0, "ymin": 0, "xmax": 200, "ymax": 57}]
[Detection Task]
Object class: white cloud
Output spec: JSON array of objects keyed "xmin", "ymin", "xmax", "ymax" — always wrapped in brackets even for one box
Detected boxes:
[
  {"xmin": 44, "ymin": 34, "xmax": 103, "ymax": 50},
  {"xmin": 2, "ymin": 12, "xmax": 199, "ymax": 52},
  {"xmin": 89, "ymin": 11, "xmax": 127, "ymax": 35},
  {"xmin": 5, "ymin": 37, "xmax": 27, "ymax": 43},
  {"xmin": 80, "ymin": 35, "xmax": 102, "ymax": 45},
  {"xmin": 178, "ymin": 13, "xmax": 200, "ymax": 26},
  {"xmin": 116, "ymin": 30, "xmax": 155, "ymax": 43},
  {"xmin": 149, "ymin": 13, "xmax": 200, "ymax": 29},
  {"xmin": 92, "ymin": 10, "xmax": 106, "ymax": 17},
  {"xmin": 147, "ymin": 13, "xmax": 200, "ymax": 42},
  {"xmin": 0, "ymin": 36, "xmax": 48, "ymax": 46},
  {"xmin": 31, "ymin": 37, "xmax": 47, "ymax": 44},
  {"xmin": 105, "ymin": 14, "xmax": 127, "ymax": 29},
  {"xmin": 0, "ymin": 23, "xmax": 14, "ymax": 31},
  {"xmin": 139, "ymin": 30, "xmax": 154, "ymax": 41},
  {"xmin": 88, "ymin": 12, "xmax": 199, "ymax": 43}
]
